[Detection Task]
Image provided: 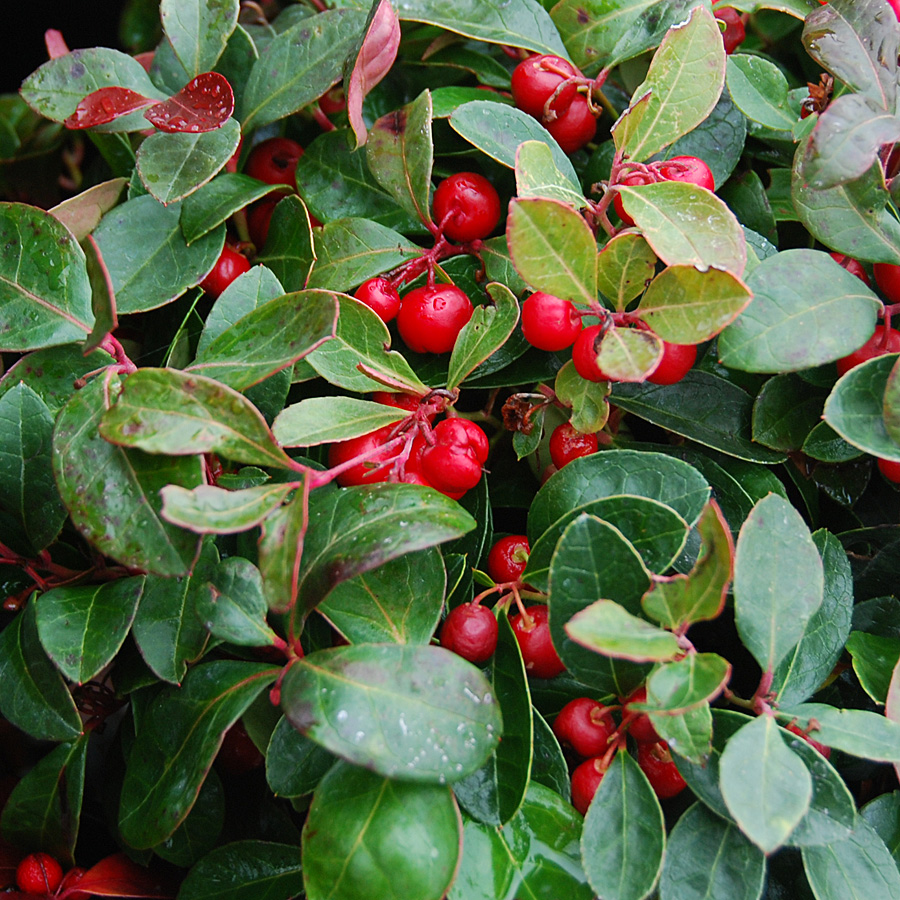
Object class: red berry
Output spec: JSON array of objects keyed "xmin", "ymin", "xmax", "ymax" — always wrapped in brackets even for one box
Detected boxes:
[
  {"xmin": 420, "ymin": 418, "xmax": 488, "ymax": 494},
  {"xmin": 877, "ymin": 457, "xmax": 900, "ymax": 483},
  {"xmin": 432, "ymin": 418, "xmax": 489, "ymax": 463},
  {"xmin": 199, "ymin": 245, "xmax": 250, "ymax": 298},
  {"xmin": 319, "ymin": 85, "xmax": 346, "ymax": 116},
  {"xmin": 613, "ymin": 170, "xmax": 656, "ymax": 227},
  {"xmin": 16, "ymin": 853, "xmax": 64, "ymax": 895},
  {"xmin": 217, "ymin": 720, "xmax": 264, "ymax": 775},
  {"xmin": 830, "ymin": 252, "xmax": 871, "ymax": 286},
  {"xmin": 432, "ymin": 172, "xmax": 501, "ymax": 243},
  {"xmin": 545, "ymin": 96, "xmax": 597, "ymax": 154},
  {"xmin": 657, "ymin": 155, "xmax": 715, "ymax": 191},
  {"xmin": 246, "ymin": 196, "xmax": 279, "ymax": 248},
  {"xmin": 328, "ymin": 424, "xmax": 397, "ymax": 486},
  {"xmin": 571, "ymin": 324, "xmax": 608, "ymax": 382},
  {"xmin": 372, "ymin": 391, "xmax": 421, "ymax": 413},
  {"xmin": 548, "ymin": 422, "xmax": 598, "ymax": 470},
  {"xmin": 637, "ymin": 740, "xmax": 687, "ymax": 799},
  {"xmin": 622, "ymin": 687, "xmax": 660, "ymax": 744},
  {"xmin": 245, "ymin": 136, "xmax": 304, "ymax": 188},
  {"xmin": 785, "ymin": 722, "xmax": 831, "ymax": 760},
  {"xmin": 713, "ymin": 6, "xmax": 746, "ymax": 55},
  {"xmin": 835, "ymin": 325, "xmax": 900, "ymax": 376},
  {"xmin": 874, "ymin": 262, "xmax": 900, "ymax": 303},
  {"xmin": 647, "ymin": 341, "xmax": 697, "ymax": 385},
  {"xmin": 521, "ymin": 291, "xmax": 583, "ymax": 351},
  {"xmin": 570, "ymin": 756, "xmax": 607, "ymax": 815},
  {"xmin": 486, "ymin": 535, "xmax": 530, "ymax": 584},
  {"xmin": 553, "ymin": 697, "xmax": 616, "ymax": 758},
  {"xmin": 511, "ymin": 54, "xmax": 579, "ymax": 120},
  {"xmin": 397, "ymin": 284, "xmax": 473, "ymax": 354},
  {"xmin": 58, "ymin": 866, "xmax": 91, "ymax": 900},
  {"xmin": 354, "ymin": 277, "xmax": 401, "ymax": 323},
  {"xmin": 509, "ymin": 605, "xmax": 565, "ymax": 679},
  {"xmin": 440, "ymin": 603, "xmax": 498, "ymax": 664}
]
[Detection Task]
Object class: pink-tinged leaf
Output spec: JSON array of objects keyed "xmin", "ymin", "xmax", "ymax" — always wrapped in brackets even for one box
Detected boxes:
[
  {"xmin": 44, "ymin": 29, "xmax": 69, "ymax": 59},
  {"xmin": 144, "ymin": 72, "xmax": 235, "ymax": 134},
  {"xmin": 82, "ymin": 234, "xmax": 118, "ymax": 355},
  {"xmin": 64, "ymin": 87, "xmax": 157, "ymax": 130},
  {"xmin": 886, "ymin": 654, "xmax": 900, "ymax": 786},
  {"xmin": 57, "ymin": 854, "xmax": 173, "ymax": 899},
  {"xmin": 348, "ymin": 0, "xmax": 401, "ymax": 148}
]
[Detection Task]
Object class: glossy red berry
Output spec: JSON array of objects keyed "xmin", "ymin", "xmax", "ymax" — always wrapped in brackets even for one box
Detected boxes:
[
  {"xmin": 354, "ymin": 277, "xmax": 401, "ymax": 323},
  {"xmin": 245, "ymin": 136, "xmax": 304, "ymax": 188},
  {"xmin": 835, "ymin": 325, "xmax": 900, "ymax": 376},
  {"xmin": 420, "ymin": 418, "xmax": 488, "ymax": 495},
  {"xmin": 199, "ymin": 245, "xmax": 250, "ymax": 298},
  {"xmin": 432, "ymin": 172, "xmax": 501, "ymax": 243},
  {"xmin": 521, "ymin": 291, "xmax": 583, "ymax": 351},
  {"xmin": 397, "ymin": 284, "xmax": 473, "ymax": 354},
  {"xmin": 571, "ymin": 756, "xmax": 608, "ymax": 815},
  {"xmin": 637, "ymin": 740, "xmax": 687, "ymax": 799},
  {"xmin": 874, "ymin": 262, "xmax": 900, "ymax": 303},
  {"xmin": 553, "ymin": 698, "xmax": 616, "ymax": 758},
  {"xmin": 785, "ymin": 722, "xmax": 831, "ymax": 759},
  {"xmin": 246, "ymin": 196, "xmax": 279, "ymax": 248},
  {"xmin": 571, "ymin": 324, "xmax": 608, "ymax": 382},
  {"xmin": 16, "ymin": 853, "xmax": 64, "ymax": 895},
  {"xmin": 613, "ymin": 170, "xmax": 656, "ymax": 227},
  {"xmin": 511, "ymin": 54, "xmax": 579, "ymax": 120},
  {"xmin": 58, "ymin": 866, "xmax": 91, "ymax": 900},
  {"xmin": 546, "ymin": 96, "xmax": 597, "ymax": 154},
  {"xmin": 432, "ymin": 418, "xmax": 490, "ymax": 464},
  {"xmin": 319, "ymin": 85, "xmax": 346, "ymax": 116},
  {"xmin": 440, "ymin": 603, "xmax": 498, "ymax": 664},
  {"xmin": 217, "ymin": 720, "xmax": 264, "ymax": 775},
  {"xmin": 548, "ymin": 422, "xmax": 598, "ymax": 470},
  {"xmin": 372, "ymin": 391, "xmax": 420, "ymax": 413},
  {"xmin": 877, "ymin": 457, "xmax": 900, "ymax": 483},
  {"xmin": 647, "ymin": 341, "xmax": 697, "ymax": 385},
  {"xmin": 713, "ymin": 5, "xmax": 746, "ymax": 55},
  {"xmin": 657, "ymin": 155, "xmax": 716, "ymax": 191},
  {"xmin": 486, "ymin": 535, "xmax": 530, "ymax": 584},
  {"xmin": 328, "ymin": 424, "xmax": 397, "ymax": 487},
  {"xmin": 622, "ymin": 686, "xmax": 660, "ymax": 744},
  {"xmin": 830, "ymin": 252, "xmax": 871, "ymax": 286},
  {"xmin": 509, "ymin": 605, "xmax": 565, "ymax": 679}
]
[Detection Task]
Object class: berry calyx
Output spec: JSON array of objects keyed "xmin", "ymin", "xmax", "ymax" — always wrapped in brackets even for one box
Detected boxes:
[
  {"xmin": 397, "ymin": 284, "xmax": 473, "ymax": 354},
  {"xmin": 511, "ymin": 54, "xmax": 579, "ymax": 120},
  {"xmin": 877, "ymin": 457, "xmax": 900, "ymax": 483},
  {"xmin": 245, "ymin": 136, "xmax": 304, "ymax": 188},
  {"xmin": 354, "ymin": 277, "xmax": 401, "ymax": 323},
  {"xmin": 637, "ymin": 740, "xmax": 687, "ymax": 799},
  {"xmin": 553, "ymin": 697, "xmax": 616, "ymax": 758},
  {"xmin": 548, "ymin": 422, "xmax": 599, "ymax": 470},
  {"xmin": 830, "ymin": 252, "xmax": 870, "ymax": 286},
  {"xmin": 199, "ymin": 245, "xmax": 250, "ymax": 299},
  {"xmin": 713, "ymin": 5, "xmax": 746, "ymax": 55},
  {"xmin": 571, "ymin": 324, "xmax": 608, "ymax": 382},
  {"xmin": 785, "ymin": 722, "xmax": 831, "ymax": 759},
  {"xmin": 835, "ymin": 325, "xmax": 900, "ymax": 376},
  {"xmin": 657, "ymin": 155, "xmax": 715, "ymax": 191},
  {"xmin": 571, "ymin": 756, "xmax": 608, "ymax": 815},
  {"xmin": 647, "ymin": 340, "xmax": 697, "ymax": 385},
  {"xmin": 509, "ymin": 605, "xmax": 565, "ymax": 679},
  {"xmin": 874, "ymin": 262, "xmax": 900, "ymax": 304},
  {"xmin": 486, "ymin": 535, "xmax": 530, "ymax": 584},
  {"xmin": 439, "ymin": 603, "xmax": 499, "ymax": 664},
  {"xmin": 622, "ymin": 686, "xmax": 660, "ymax": 744},
  {"xmin": 16, "ymin": 853, "xmax": 64, "ymax": 895},
  {"xmin": 327, "ymin": 424, "xmax": 397, "ymax": 487},
  {"xmin": 546, "ymin": 96, "xmax": 597, "ymax": 154},
  {"xmin": 432, "ymin": 172, "xmax": 501, "ymax": 243},
  {"xmin": 521, "ymin": 291, "xmax": 583, "ymax": 351}
]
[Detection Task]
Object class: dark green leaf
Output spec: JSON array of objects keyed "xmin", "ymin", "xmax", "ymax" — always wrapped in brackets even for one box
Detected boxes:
[
  {"xmin": 258, "ymin": 485, "xmax": 307, "ymax": 614},
  {"xmin": 803, "ymin": 420, "xmax": 864, "ymax": 463},
  {"xmin": 182, "ymin": 175, "xmax": 285, "ymax": 245},
  {"xmin": 160, "ymin": 0, "xmax": 238, "ymax": 77},
  {"xmin": 847, "ymin": 631, "xmax": 900, "ymax": 704},
  {"xmin": 154, "ymin": 768, "xmax": 224, "ymax": 867},
  {"xmin": 752, "ymin": 373, "xmax": 827, "ymax": 452},
  {"xmin": 254, "ymin": 196, "xmax": 315, "ymax": 292},
  {"xmin": 726, "ymin": 53, "xmax": 796, "ymax": 131},
  {"xmin": 861, "ymin": 791, "xmax": 900, "ymax": 863},
  {"xmin": 266, "ymin": 715, "xmax": 336, "ymax": 798},
  {"xmin": 530, "ymin": 710, "xmax": 570, "ymax": 801}
]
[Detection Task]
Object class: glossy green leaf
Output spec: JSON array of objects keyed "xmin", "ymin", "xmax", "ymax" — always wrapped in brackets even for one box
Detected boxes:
[
  {"xmin": 555, "ymin": 361, "xmax": 612, "ymax": 434},
  {"xmin": 726, "ymin": 54, "xmax": 796, "ymax": 131},
  {"xmin": 530, "ymin": 710, "xmax": 571, "ymax": 801},
  {"xmin": 154, "ymin": 768, "xmax": 224, "ymax": 867},
  {"xmin": 119, "ymin": 660, "xmax": 276, "ymax": 848},
  {"xmin": 258, "ymin": 485, "xmax": 308, "ymax": 614},
  {"xmin": 282, "ymin": 643, "xmax": 500, "ymax": 782},
  {"xmin": 646, "ymin": 653, "xmax": 731, "ymax": 713},
  {"xmin": 885, "ymin": 356, "xmax": 900, "ymax": 445},
  {"xmin": 273, "ymin": 397, "xmax": 406, "ymax": 447},
  {"xmin": 161, "ymin": 482, "xmax": 295, "ymax": 535},
  {"xmin": 567, "ymin": 599, "xmax": 681, "ymax": 662},
  {"xmin": 861, "ymin": 792, "xmax": 900, "ymax": 863},
  {"xmin": 597, "ymin": 232, "xmax": 657, "ymax": 312},
  {"xmin": 182, "ymin": 175, "xmax": 285, "ymax": 244},
  {"xmin": 254, "ymin": 196, "xmax": 315, "ymax": 292},
  {"xmin": 160, "ymin": 0, "xmax": 238, "ymax": 77},
  {"xmin": 781, "ymin": 703, "xmax": 900, "ymax": 763},
  {"xmin": 53, "ymin": 375, "xmax": 203, "ymax": 576},
  {"xmin": 581, "ymin": 751, "xmax": 664, "ymax": 900},
  {"xmin": 719, "ymin": 714, "xmax": 812, "ymax": 853},
  {"xmin": 752, "ymin": 373, "xmax": 827, "ymax": 452},
  {"xmin": 318, "ymin": 548, "xmax": 445, "ymax": 645},
  {"xmin": 596, "ymin": 325, "xmax": 663, "ymax": 382},
  {"xmin": 81, "ymin": 232, "xmax": 116, "ymax": 355},
  {"xmin": 613, "ymin": 6, "xmax": 726, "ymax": 162},
  {"xmin": 803, "ymin": 420, "xmax": 865, "ymax": 463},
  {"xmin": 848, "ymin": 631, "xmax": 900, "ymax": 705},
  {"xmin": 302, "ymin": 761, "xmax": 460, "ymax": 900},
  {"xmin": 266, "ymin": 716, "xmax": 336, "ymax": 798},
  {"xmin": 34, "ymin": 576, "xmax": 144, "ymax": 685},
  {"xmin": 652, "ymin": 702, "xmax": 713, "ymax": 764},
  {"xmin": 515, "ymin": 140, "xmax": 584, "ymax": 205}
]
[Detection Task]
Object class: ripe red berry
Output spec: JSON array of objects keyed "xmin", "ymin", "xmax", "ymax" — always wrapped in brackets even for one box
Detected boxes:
[
  {"xmin": 571, "ymin": 324, "xmax": 608, "ymax": 382},
  {"xmin": 785, "ymin": 722, "xmax": 831, "ymax": 759},
  {"xmin": 613, "ymin": 170, "xmax": 656, "ymax": 227},
  {"xmin": 199, "ymin": 245, "xmax": 250, "ymax": 299},
  {"xmin": 318, "ymin": 85, "xmax": 346, "ymax": 116},
  {"xmin": 874, "ymin": 262, "xmax": 900, "ymax": 303},
  {"xmin": 397, "ymin": 284, "xmax": 473, "ymax": 354},
  {"xmin": 647, "ymin": 341, "xmax": 697, "ymax": 385},
  {"xmin": 511, "ymin": 54, "xmax": 579, "ymax": 120},
  {"xmin": 328, "ymin": 424, "xmax": 397, "ymax": 486},
  {"xmin": 217, "ymin": 720, "xmax": 264, "ymax": 775},
  {"xmin": 622, "ymin": 686, "xmax": 660, "ymax": 744},
  {"xmin": 420, "ymin": 418, "xmax": 489, "ymax": 495},
  {"xmin": 521, "ymin": 291, "xmax": 583, "ymax": 351},
  {"xmin": 877, "ymin": 457, "xmax": 900, "ymax": 483},
  {"xmin": 713, "ymin": 5, "xmax": 746, "ymax": 55},
  {"xmin": 432, "ymin": 172, "xmax": 501, "ymax": 243},
  {"xmin": 440, "ymin": 603, "xmax": 498, "ymax": 664},
  {"xmin": 354, "ymin": 277, "xmax": 401, "ymax": 323},
  {"xmin": 16, "ymin": 853, "xmax": 64, "ymax": 895},
  {"xmin": 835, "ymin": 325, "xmax": 900, "ymax": 376},
  {"xmin": 548, "ymin": 422, "xmax": 598, "ymax": 470},
  {"xmin": 245, "ymin": 136, "xmax": 304, "ymax": 188},
  {"xmin": 58, "ymin": 866, "xmax": 91, "ymax": 900},
  {"xmin": 246, "ymin": 196, "xmax": 279, "ymax": 248},
  {"xmin": 657, "ymin": 155, "xmax": 716, "ymax": 191},
  {"xmin": 546, "ymin": 96, "xmax": 597, "ymax": 154},
  {"xmin": 570, "ymin": 756, "xmax": 608, "ymax": 815},
  {"xmin": 486, "ymin": 535, "xmax": 530, "ymax": 584},
  {"xmin": 509, "ymin": 605, "xmax": 565, "ymax": 679},
  {"xmin": 553, "ymin": 698, "xmax": 616, "ymax": 758},
  {"xmin": 372, "ymin": 391, "xmax": 421, "ymax": 413},
  {"xmin": 432, "ymin": 418, "xmax": 490, "ymax": 464},
  {"xmin": 830, "ymin": 252, "xmax": 871, "ymax": 286},
  {"xmin": 637, "ymin": 740, "xmax": 687, "ymax": 799}
]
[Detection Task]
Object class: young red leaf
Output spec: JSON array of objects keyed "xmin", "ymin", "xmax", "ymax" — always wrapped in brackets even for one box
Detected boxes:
[
  {"xmin": 57, "ymin": 854, "xmax": 173, "ymax": 899},
  {"xmin": 64, "ymin": 87, "xmax": 157, "ymax": 129},
  {"xmin": 144, "ymin": 72, "xmax": 234, "ymax": 134},
  {"xmin": 44, "ymin": 29, "xmax": 70, "ymax": 59}
]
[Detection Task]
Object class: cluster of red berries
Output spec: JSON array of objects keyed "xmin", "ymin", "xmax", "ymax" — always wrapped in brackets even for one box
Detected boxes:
[{"xmin": 13, "ymin": 852, "xmax": 88, "ymax": 898}]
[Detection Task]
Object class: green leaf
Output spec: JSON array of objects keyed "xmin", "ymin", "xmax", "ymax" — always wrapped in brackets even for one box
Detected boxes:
[
  {"xmin": 847, "ymin": 631, "xmax": 900, "ymax": 705},
  {"xmin": 507, "ymin": 197, "xmax": 597, "ymax": 307},
  {"xmin": 182, "ymin": 175, "xmax": 285, "ymax": 244},
  {"xmin": 861, "ymin": 792, "xmax": 900, "ymax": 864},
  {"xmin": 646, "ymin": 653, "xmax": 731, "ymax": 713},
  {"xmin": 726, "ymin": 54, "xmax": 796, "ymax": 131},
  {"xmin": 160, "ymin": 482, "xmax": 295, "ymax": 535},
  {"xmin": 752, "ymin": 373, "xmax": 827, "ymax": 452},
  {"xmin": 803, "ymin": 420, "xmax": 865, "ymax": 463},
  {"xmin": 0, "ymin": 203, "xmax": 93, "ymax": 350},
  {"xmin": 531, "ymin": 710, "xmax": 570, "ymax": 801},
  {"xmin": 597, "ymin": 232, "xmax": 657, "ymax": 313},
  {"xmin": 100, "ymin": 368, "xmax": 296, "ymax": 469},
  {"xmin": 240, "ymin": 9, "xmax": 368, "ymax": 131},
  {"xmin": 885, "ymin": 356, "xmax": 900, "ymax": 445},
  {"xmin": 119, "ymin": 660, "xmax": 276, "ymax": 848},
  {"xmin": 93, "ymin": 194, "xmax": 224, "ymax": 314},
  {"xmin": 566, "ymin": 599, "xmax": 681, "ymax": 662},
  {"xmin": 366, "ymin": 90, "xmax": 433, "ymax": 227},
  {"xmin": 53, "ymin": 375, "xmax": 203, "ymax": 576},
  {"xmin": 302, "ymin": 761, "xmax": 460, "ymax": 900},
  {"xmin": 273, "ymin": 397, "xmax": 406, "ymax": 447},
  {"xmin": 555, "ymin": 362, "xmax": 612, "ymax": 434},
  {"xmin": 596, "ymin": 325, "xmax": 663, "ymax": 382},
  {"xmin": 154, "ymin": 768, "xmax": 224, "ymax": 867},
  {"xmin": 515, "ymin": 140, "xmax": 584, "ymax": 205},
  {"xmin": 619, "ymin": 182, "xmax": 747, "ymax": 277},
  {"xmin": 266, "ymin": 716, "xmax": 336, "ymax": 798},
  {"xmin": 613, "ymin": 6, "xmax": 726, "ymax": 162},
  {"xmin": 281, "ymin": 644, "xmax": 500, "ymax": 782},
  {"xmin": 318, "ymin": 548, "xmax": 445, "ymax": 645},
  {"xmin": 824, "ymin": 354, "xmax": 900, "ymax": 461},
  {"xmin": 719, "ymin": 715, "xmax": 812, "ymax": 853},
  {"xmin": 781, "ymin": 703, "xmax": 900, "ymax": 763},
  {"xmin": 160, "ymin": 0, "xmax": 238, "ymax": 77},
  {"xmin": 659, "ymin": 803, "xmax": 765, "ymax": 900},
  {"xmin": 734, "ymin": 493, "xmax": 824, "ymax": 672},
  {"xmin": 581, "ymin": 751, "xmax": 664, "ymax": 900},
  {"xmin": 177, "ymin": 840, "xmax": 305, "ymax": 900},
  {"xmin": 652, "ymin": 702, "xmax": 713, "ymax": 764},
  {"xmin": 718, "ymin": 250, "xmax": 881, "ymax": 373},
  {"xmin": 34, "ymin": 576, "xmax": 145, "ymax": 685},
  {"xmin": 258, "ymin": 486, "xmax": 307, "ymax": 615},
  {"xmin": 254, "ymin": 196, "xmax": 315, "ymax": 292}
]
